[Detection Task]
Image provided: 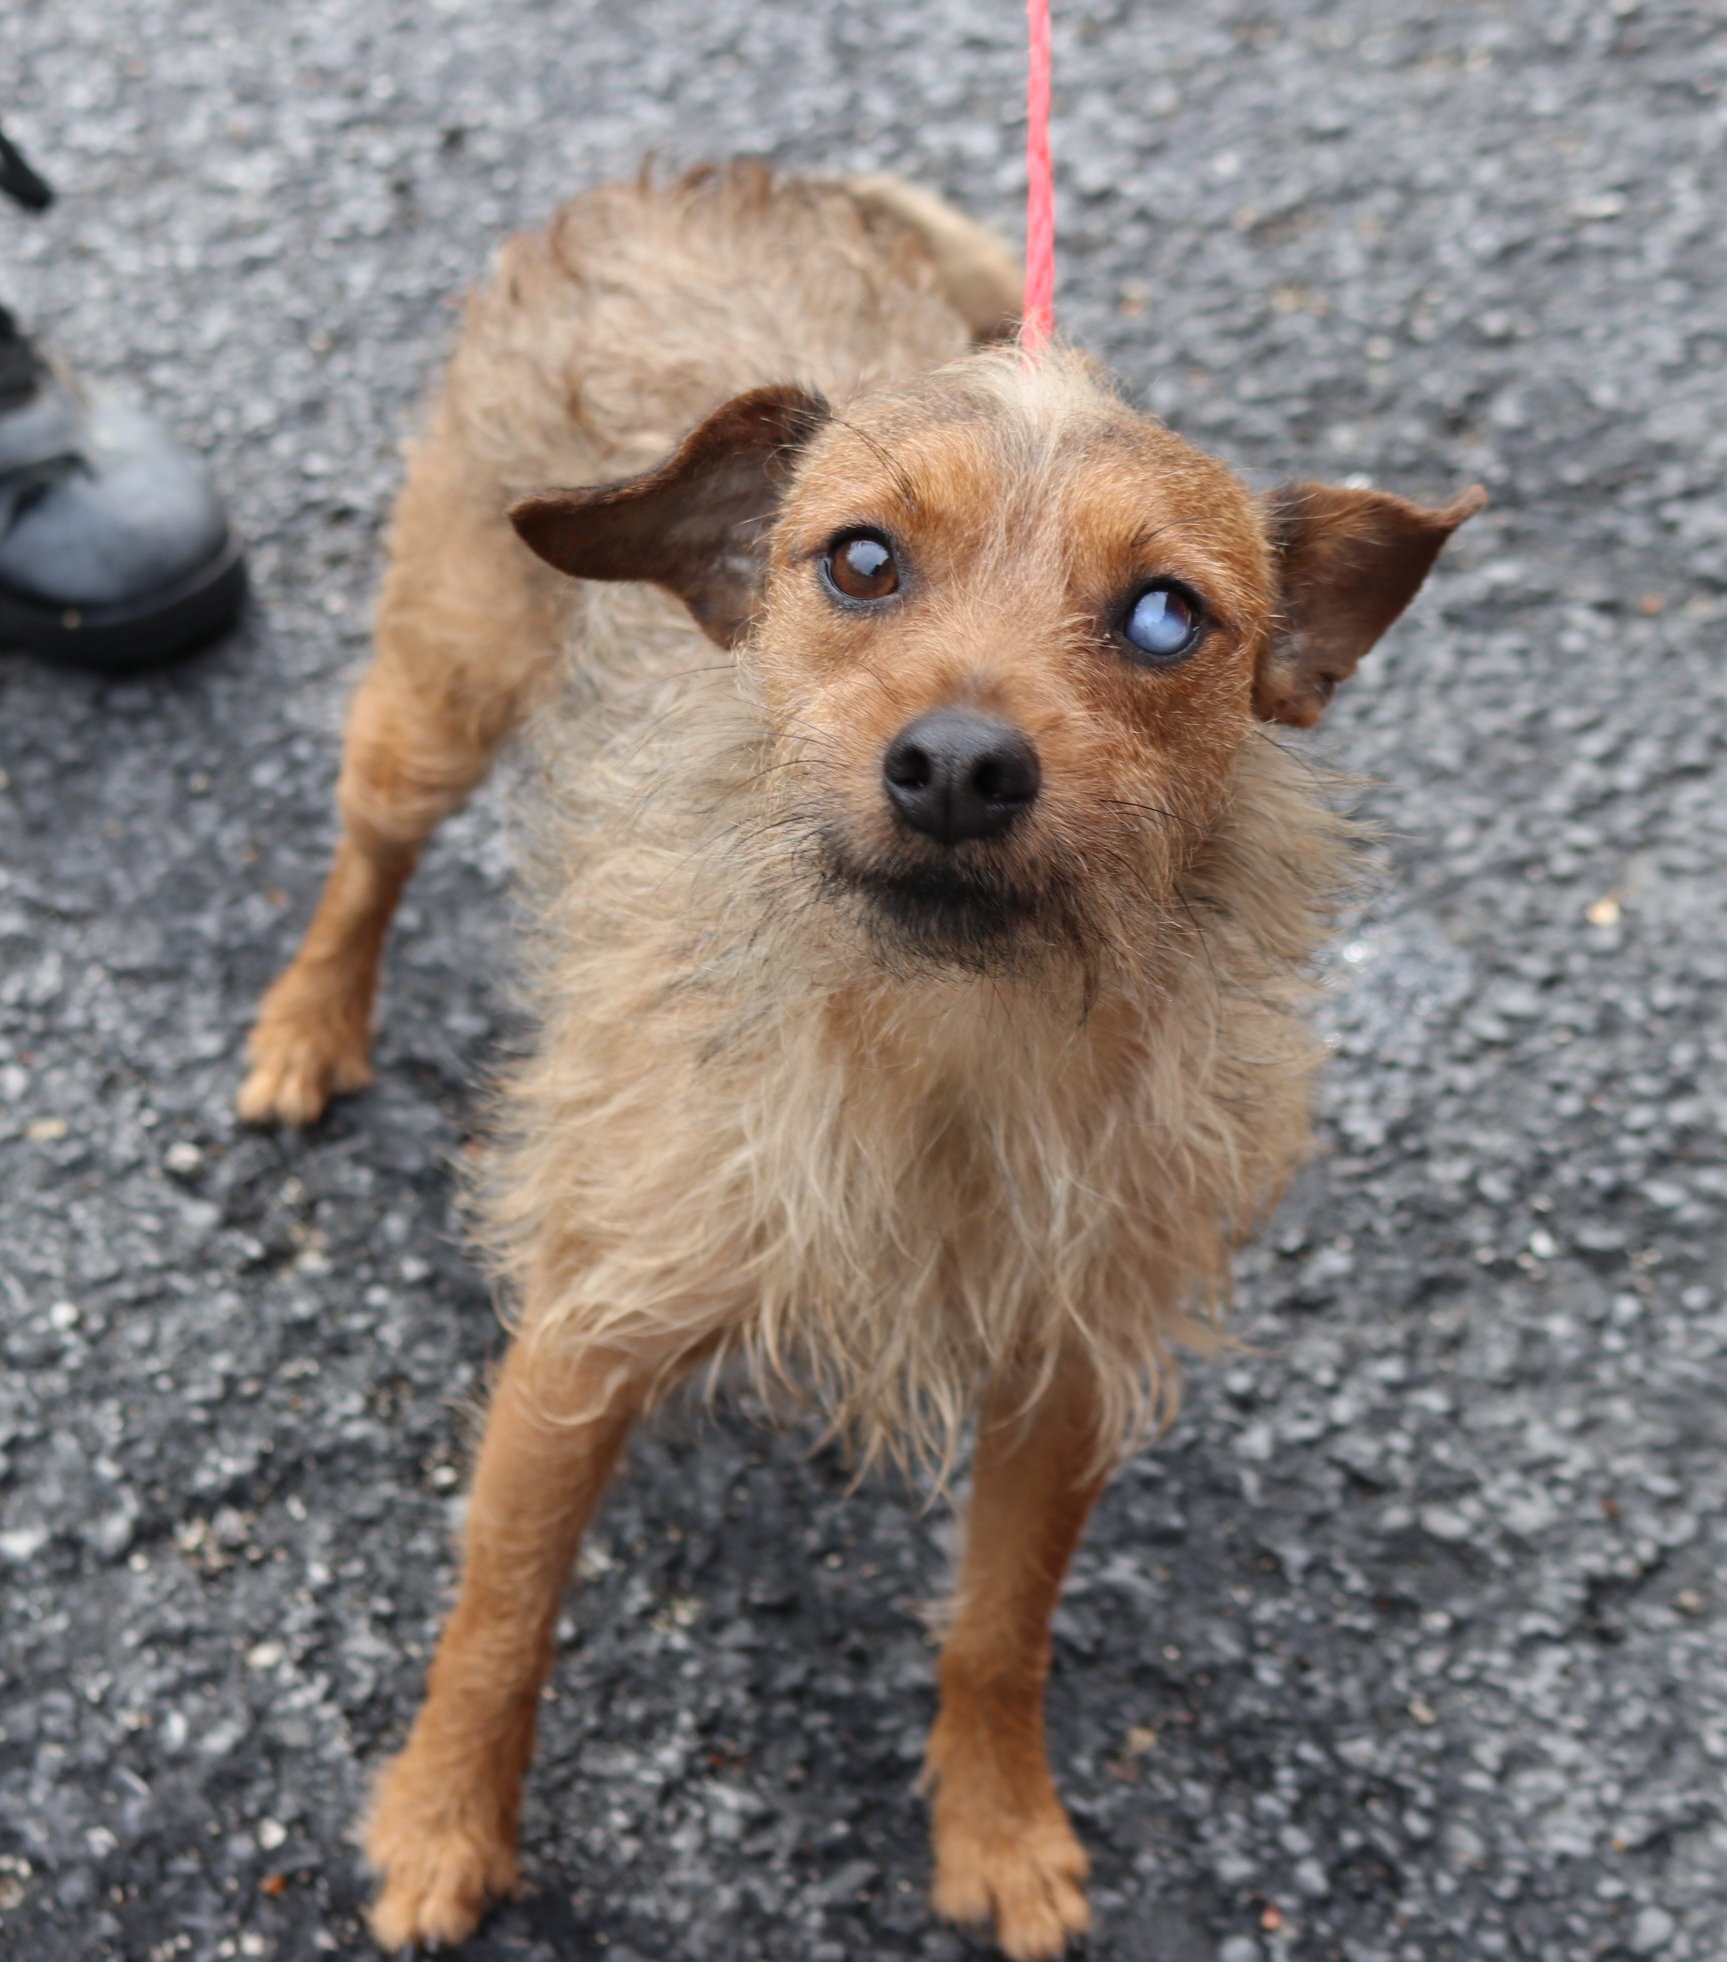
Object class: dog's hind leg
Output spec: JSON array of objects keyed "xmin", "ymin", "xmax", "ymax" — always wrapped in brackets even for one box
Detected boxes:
[
  {"xmin": 925, "ymin": 1360, "xmax": 1107, "ymax": 1962},
  {"xmin": 238, "ymin": 413, "xmax": 569, "ymax": 1126},
  {"xmin": 364, "ymin": 1331, "xmax": 660, "ymax": 1951},
  {"xmin": 842, "ymin": 174, "xmax": 1023, "ymax": 342}
]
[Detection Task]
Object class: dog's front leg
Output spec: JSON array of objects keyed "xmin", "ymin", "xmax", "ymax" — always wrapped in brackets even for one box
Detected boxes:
[
  {"xmin": 926, "ymin": 1360, "xmax": 1109, "ymax": 1962},
  {"xmin": 238, "ymin": 414, "xmax": 568, "ymax": 1130},
  {"xmin": 364, "ymin": 1334, "xmax": 653, "ymax": 1951}
]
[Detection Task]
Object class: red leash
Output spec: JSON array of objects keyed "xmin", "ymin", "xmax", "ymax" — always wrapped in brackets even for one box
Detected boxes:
[{"xmin": 1022, "ymin": 0, "xmax": 1055, "ymax": 353}]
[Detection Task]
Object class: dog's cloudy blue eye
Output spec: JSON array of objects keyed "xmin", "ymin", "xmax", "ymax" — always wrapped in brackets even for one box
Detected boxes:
[{"xmin": 1122, "ymin": 583, "xmax": 1199, "ymax": 663}]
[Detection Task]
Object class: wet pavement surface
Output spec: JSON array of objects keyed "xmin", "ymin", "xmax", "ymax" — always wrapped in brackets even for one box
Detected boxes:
[{"xmin": 2, "ymin": 3, "xmax": 1726, "ymax": 1958}]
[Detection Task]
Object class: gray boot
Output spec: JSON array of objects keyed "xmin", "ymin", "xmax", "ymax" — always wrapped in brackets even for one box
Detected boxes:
[{"xmin": 1, "ymin": 126, "xmax": 246, "ymax": 669}]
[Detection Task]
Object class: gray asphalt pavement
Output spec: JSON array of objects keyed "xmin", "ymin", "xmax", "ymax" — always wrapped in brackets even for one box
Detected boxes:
[{"xmin": 3, "ymin": 3, "xmax": 1726, "ymax": 1958}]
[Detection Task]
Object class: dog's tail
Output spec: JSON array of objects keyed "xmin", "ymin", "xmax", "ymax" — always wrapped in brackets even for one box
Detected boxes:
[{"xmin": 838, "ymin": 174, "xmax": 1023, "ymax": 344}]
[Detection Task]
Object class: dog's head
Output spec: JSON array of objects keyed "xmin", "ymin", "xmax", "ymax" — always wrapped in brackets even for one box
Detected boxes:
[{"xmin": 514, "ymin": 351, "xmax": 1481, "ymax": 971}]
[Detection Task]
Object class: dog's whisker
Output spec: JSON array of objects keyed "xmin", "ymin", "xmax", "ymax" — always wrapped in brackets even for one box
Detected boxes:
[
  {"xmin": 825, "ymin": 411, "xmax": 921, "ymax": 514},
  {"xmin": 1096, "ymin": 796, "xmax": 1193, "ymax": 829}
]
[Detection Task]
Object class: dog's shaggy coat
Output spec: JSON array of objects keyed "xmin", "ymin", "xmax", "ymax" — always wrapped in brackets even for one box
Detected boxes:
[
  {"xmin": 240, "ymin": 163, "xmax": 1481, "ymax": 1959},
  {"xmin": 487, "ymin": 604, "xmax": 1347, "ymax": 1478}
]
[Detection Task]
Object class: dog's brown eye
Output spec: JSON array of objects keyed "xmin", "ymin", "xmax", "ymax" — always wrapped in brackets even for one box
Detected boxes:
[{"xmin": 824, "ymin": 530, "xmax": 900, "ymax": 602}]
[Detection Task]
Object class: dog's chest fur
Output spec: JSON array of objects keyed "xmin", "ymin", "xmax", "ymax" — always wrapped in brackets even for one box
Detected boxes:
[{"xmin": 483, "ymin": 641, "xmax": 1347, "ymax": 1471}]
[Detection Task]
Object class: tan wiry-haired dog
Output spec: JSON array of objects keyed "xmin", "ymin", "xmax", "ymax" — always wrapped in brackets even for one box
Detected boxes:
[{"xmin": 240, "ymin": 163, "xmax": 1482, "ymax": 1958}]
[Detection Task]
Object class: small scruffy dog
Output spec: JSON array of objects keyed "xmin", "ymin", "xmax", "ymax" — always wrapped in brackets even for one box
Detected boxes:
[{"xmin": 241, "ymin": 163, "xmax": 1481, "ymax": 1959}]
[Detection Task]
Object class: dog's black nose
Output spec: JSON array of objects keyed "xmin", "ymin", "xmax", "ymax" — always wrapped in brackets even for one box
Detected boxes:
[{"xmin": 882, "ymin": 710, "xmax": 1041, "ymax": 845}]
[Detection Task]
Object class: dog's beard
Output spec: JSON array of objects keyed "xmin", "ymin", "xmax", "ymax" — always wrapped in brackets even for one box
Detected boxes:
[{"xmin": 816, "ymin": 826, "xmax": 1109, "ymax": 980}]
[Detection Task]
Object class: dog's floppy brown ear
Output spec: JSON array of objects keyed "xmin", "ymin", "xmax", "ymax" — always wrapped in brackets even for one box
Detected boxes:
[
  {"xmin": 1255, "ymin": 480, "xmax": 1487, "ymax": 727},
  {"xmin": 510, "ymin": 383, "xmax": 830, "ymax": 647}
]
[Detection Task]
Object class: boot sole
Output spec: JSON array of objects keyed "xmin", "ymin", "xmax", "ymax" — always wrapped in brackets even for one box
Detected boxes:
[{"xmin": 0, "ymin": 530, "xmax": 247, "ymax": 671}]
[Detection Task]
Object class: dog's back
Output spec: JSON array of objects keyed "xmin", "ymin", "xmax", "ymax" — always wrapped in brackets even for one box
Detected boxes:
[{"xmin": 437, "ymin": 162, "xmax": 1014, "ymax": 530}]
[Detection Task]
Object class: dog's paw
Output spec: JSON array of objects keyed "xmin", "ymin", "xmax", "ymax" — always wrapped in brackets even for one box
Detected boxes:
[
  {"xmin": 930, "ymin": 1798, "xmax": 1091, "ymax": 1962},
  {"xmin": 237, "ymin": 1016, "xmax": 372, "ymax": 1128},
  {"xmin": 364, "ymin": 1764, "xmax": 520, "ymax": 1952}
]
